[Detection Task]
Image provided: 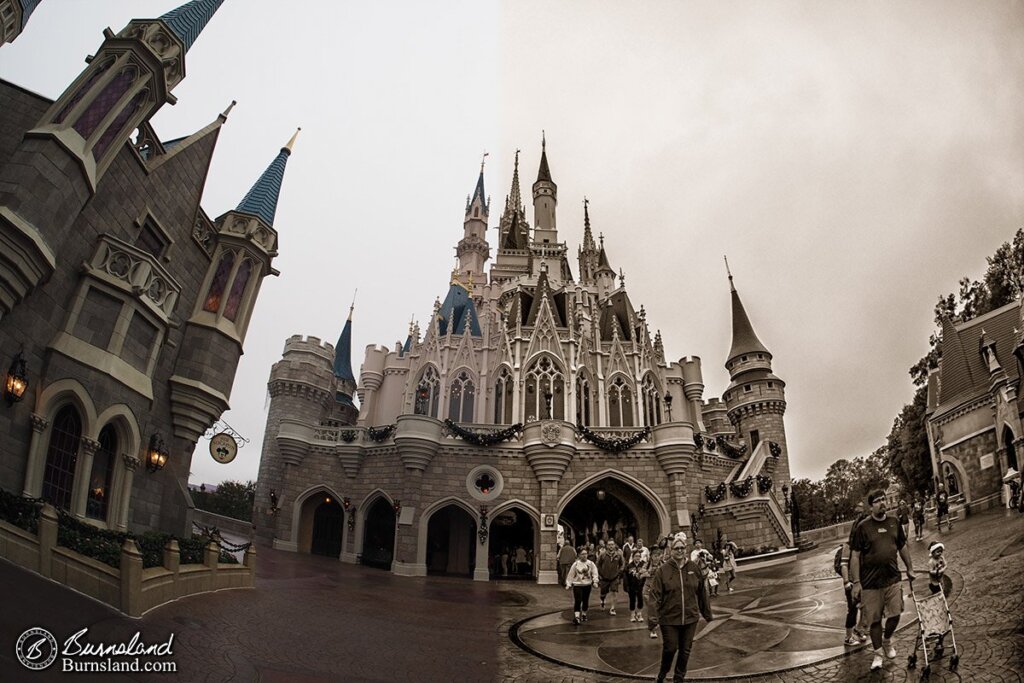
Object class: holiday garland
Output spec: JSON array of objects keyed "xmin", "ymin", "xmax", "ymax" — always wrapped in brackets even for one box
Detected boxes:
[
  {"xmin": 756, "ymin": 473, "xmax": 773, "ymax": 494},
  {"xmin": 366, "ymin": 424, "xmax": 396, "ymax": 442},
  {"xmin": 339, "ymin": 430, "xmax": 358, "ymax": 443},
  {"xmin": 444, "ymin": 419, "xmax": 524, "ymax": 446},
  {"xmin": 729, "ymin": 476, "xmax": 755, "ymax": 498},
  {"xmin": 705, "ymin": 482, "xmax": 727, "ymax": 503},
  {"xmin": 717, "ymin": 435, "xmax": 748, "ymax": 458},
  {"xmin": 769, "ymin": 441, "xmax": 782, "ymax": 458},
  {"xmin": 576, "ymin": 424, "xmax": 651, "ymax": 454},
  {"xmin": 693, "ymin": 433, "xmax": 705, "ymax": 450}
]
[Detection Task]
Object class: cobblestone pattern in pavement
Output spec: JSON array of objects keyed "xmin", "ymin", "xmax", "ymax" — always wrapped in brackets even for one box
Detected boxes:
[{"xmin": 498, "ymin": 507, "xmax": 1024, "ymax": 682}]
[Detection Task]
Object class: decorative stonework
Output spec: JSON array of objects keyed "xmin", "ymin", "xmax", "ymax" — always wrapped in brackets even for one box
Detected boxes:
[
  {"xmin": 79, "ymin": 437, "xmax": 100, "ymax": 457},
  {"xmin": 86, "ymin": 234, "xmax": 181, "ymax": 319},
  {"xmin": 119, "ymin": 20, "xmax": 184, "ymax": 89},
  {"xmin": 30, "ymin": 414, "xmax": 49, "ymax": 433},
  {"xmin": 122, "ymin": 454, "xmax": 141, "ymax": 471}
]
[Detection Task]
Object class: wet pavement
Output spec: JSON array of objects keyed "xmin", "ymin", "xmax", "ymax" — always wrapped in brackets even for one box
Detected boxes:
[{"xmin": 0, "ymin": 506, "xmax": 1020, "ymax": 682}]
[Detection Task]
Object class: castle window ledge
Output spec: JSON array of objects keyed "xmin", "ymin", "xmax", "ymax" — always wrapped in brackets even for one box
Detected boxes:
[
  {"xmin": 0, "ymin": 206, "xmax": 57, "ymax": 314},
  {"xmin": 48, "ymin": 332, "xmax": 153, "ymax": 399},
  {"xmin": 85, "ymin": 234, "xmax": 181, "ymax": 322}
]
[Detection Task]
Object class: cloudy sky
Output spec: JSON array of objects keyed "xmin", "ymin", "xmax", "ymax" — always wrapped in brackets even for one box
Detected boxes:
[{"xmin": 4, "ymin": 1, "xmax": 1023, "ymax": 486}]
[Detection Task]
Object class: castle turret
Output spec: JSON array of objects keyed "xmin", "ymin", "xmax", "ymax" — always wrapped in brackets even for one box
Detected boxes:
[
  {"xmin": 490, "ymin": 151, "xmax": 530, "ymax": 283},
  {"xmin": 594, "ymin": 234, "xmax": 617, "ymax": 297},
  {"xmin": 532, "ymin": 134, "xmax": 558, "ymax": 244},
  {"xmin": 0, "ymin": 0, "xmax": 225, "ymax": 316},
  {"xmin": 577, "ymin": 198, "xmax": 599, "ymax": 285},
  {"xmin": 455, "ymin": 157, "xmax": 490, "ymax": 288},
  {"xmin": 1, "ymin": 0, "xmax": 42, "ymax": 46},
  {"xmin": 722, "ymin": 268, "xmax": 789, "ymax": 482},
  {"xmin": 333, "ymin": 303, "xmax": 358, "ymax": 421}
]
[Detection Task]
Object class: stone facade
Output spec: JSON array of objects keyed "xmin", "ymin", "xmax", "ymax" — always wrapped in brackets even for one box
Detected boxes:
[
  {"xmin": 255, "ymin": 147, "xmax": 795, "ymax": 583},
  {"xmin": 0, "ymin": 2, "xmax": 290, "ymax": 537}
]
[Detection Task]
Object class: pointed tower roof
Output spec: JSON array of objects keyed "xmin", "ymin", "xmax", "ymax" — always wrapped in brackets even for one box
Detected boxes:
[
  {"xmin": 236, "ymin": 129, "xmax": 298, "ymax": 227},
  {"xmin": 332, "ymin": 304, "xmax": 356, "ymax": 383},
  {"xmin": 437, "ymin": 282, "xmax": 482, "ymax": 337},
  {"xmin": 159, "ymin": 0, "xmax": 226, "ymax": 52},
  {"xmin": 507, "ymin": 149, "xmax": 523, "ymax": 212},
  {"xmin": 18, "ymin": 0, "xmax": 43, "ymax": 30},
  {"xmin": 536, "ymin": 133, "xmax": 553, "ymax": 183},
  {"xmin": 726, "ymin": 269, "xmax": 770, "ymax": 363},
  {"xmin": 470, "ymin": 155, "xmax": 487, "ymax": 208},
  {"xmin": 582, "ymin": 198, "xmax": 596, "ymax": 251},
  {"xmin": 596, "ymin": 234, "xmax": 614, "ymax": 273},
  {"xmin": 526, "ymin": 268, "xmax": 564, "ymax": 326}
]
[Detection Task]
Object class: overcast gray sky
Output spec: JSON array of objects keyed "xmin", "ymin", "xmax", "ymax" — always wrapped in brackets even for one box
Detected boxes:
[{"xmin": 3, "ymin": 1, "xmax": 1023, "ymax": 486}]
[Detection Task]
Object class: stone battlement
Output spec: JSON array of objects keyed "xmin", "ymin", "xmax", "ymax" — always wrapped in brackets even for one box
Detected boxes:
[{"xmin": 283, "ymin": 335, "xmax": 336, "ymax": 364}]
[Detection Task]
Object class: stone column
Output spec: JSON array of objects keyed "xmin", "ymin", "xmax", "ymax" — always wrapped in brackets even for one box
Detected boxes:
[
  {"xmin": 22, "ymin": 413, "xmax": 49, "ymax": 497},
  {"xmin": 117, "ymin": 455, "xmax": 140, "ymax": 531},
  {"xmin": 72, "ymin": 436, "xmax": 100, "ymax": 518},
  {"xmin": 524, "ymin": 420, "xmax": 575, "ymax": 585},
  {"xmin": 392, "ymin": 414, "xmax": 442, "ymax": 577},
  {"xmin": 120, "ymin": 539, "xmax": 143, "ymax": 617}
]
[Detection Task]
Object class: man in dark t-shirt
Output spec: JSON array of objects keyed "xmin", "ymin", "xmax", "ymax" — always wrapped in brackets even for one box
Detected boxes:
[
  {"xmin": 851, "ymin": 489, "xmax": 914, "ymax": 672},
  {"xmin": 935, "ymin": 485, "xmax": 952, "ymax": 532}
]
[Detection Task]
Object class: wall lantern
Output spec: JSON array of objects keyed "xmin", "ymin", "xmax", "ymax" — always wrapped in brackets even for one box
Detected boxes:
[
  {"xmin": 146, "ymin": 433, "xmax": 169, "ymax": 472},
  {"xmin": 4, "ymin": 351, "xmax": 28, "ymax": 405},
  {"xmin": 342, "ymin": 496, "xmax": 351, "ymax": 511},
  {"xmin": 663, "ymin": 394, "xmax": 673, "ymax": 421},
  {"xmin": 393, "ymin": 499, "xmax": 402, "ymax": 515},
  {"xmin": 269, "ymin": 488, "xmax": 280, "ymax": 516}
]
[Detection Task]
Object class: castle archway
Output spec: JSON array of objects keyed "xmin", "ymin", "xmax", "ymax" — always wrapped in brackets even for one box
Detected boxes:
[
  {"xmin": 558, "ymin": 473, "xmax": 665, "ymax": 549},
  {"xmin": 488, "ymin": 505, "xmax": 538, "ymax": 579},
  {"xmin": 361, "ymin": 497, "xmax": 396, "ymax": 570},
  {"xmin": 426, "ymin": 503, "xmax": 477, "ymax": 577},
  {"xmin": 310, "ymin": 498, "xmax": 343, "ymax": 557}
]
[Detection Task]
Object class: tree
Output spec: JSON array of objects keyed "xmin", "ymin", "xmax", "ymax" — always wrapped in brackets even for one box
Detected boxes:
[
  {"xmin": 193, "ymin": 480, "xmax": 256, "ymax": 521},
  {"xmin": 886, "ymin": 386, "xmax": 933, "ymax": 496}
]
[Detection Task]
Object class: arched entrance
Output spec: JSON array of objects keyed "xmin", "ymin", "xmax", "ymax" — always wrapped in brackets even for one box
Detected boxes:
[
  {"xmin": 1003, "ymin": 426, "xmax": 1018, "ymax": 471},
  {"xmin": 362, "ymin": 497, "xmax": 396, "ymax": 570},
  {"xmin": 560, "ymin": 475, "xmax": 661, "ymax": 549},
  {"xmin": 942, "ymin": 462, "xmax": 962, "ymax": 497},
  {"xmin": 426, "ymin": 504, "xmax": 476, "ymax": 577},
  {"xmin": 488, "ymin": 507, "xmax": 536, "ymax": 579},
  {"xmin": 310, "ymin": 498, "xmax": 343, "ymax": 557}
]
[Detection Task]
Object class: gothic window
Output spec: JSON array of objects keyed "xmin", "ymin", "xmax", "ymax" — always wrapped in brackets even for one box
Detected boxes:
[
  {"xmin": 524, "ymin": 356, "xmax": 564, "ymax": 421},
  {"xmin": 73, "ymin": 65, "xmax": 138, "ymax": 140},
  {"xmin": 86, "ymin": 425, "xmax": 117, "ymax": 521},
  {"xmin": 641, "ymin": 374, "xmax": 661, "ymax": 427},
  {"xmin": 414, "ymin": 366, "xmax": 441, "ymax": 417},
  {"xmin": 92, "ymin": 88, "xmax": 149, "ymax": 159},
  {"xmin": 607, "ymin": 376, "xmax": 634, "ymax": 428},
  {"xmin": 54, "ymin": 58, "xmax": 114, "ymax": 124},
  {"xmin": 224, "ymin": 259, "xmax": 253, "ymax": 322},
  {"xmin": 136, "ymin": 218, "xmax": 169, "ymax": 259},
  {"xmin": 448, "ymin": 371, "xmax": 476, "ymax": 423},
  {"xmin": 576, "ymin": 374, "xmax": 592, "ymax": 426},
  {"xmin": 203, "ymin": 251, "xmax": 235, "ymax": 313},
  {"xmin": 494, "ymin": 368, "xmax": 514, "ymax": 424},
  {"xmin": 41, "ymin": 406, "xmax": 82, "ymax": 511}
]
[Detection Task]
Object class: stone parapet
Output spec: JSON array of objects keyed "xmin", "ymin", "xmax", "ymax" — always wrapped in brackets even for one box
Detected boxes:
[
  {"xmin": 276, "ymin": 418, "xmax": 313, "ymax": 466},
  {"xmin": 523, "ymin": 420, "xmax": 575, "ymax": 483},
  {"xmin": 394, "ymin": 414, "xmax": 442, "ymax": 471},
  {"xmin": 651, "ymin": 423, "xmax": 696, "ymax": 478}
]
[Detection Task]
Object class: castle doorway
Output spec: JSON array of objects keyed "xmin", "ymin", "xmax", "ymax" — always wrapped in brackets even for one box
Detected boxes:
[
  {"xmin": 426, "ymin": 505, "xmax": 476, "ymax": 577},
  {"xmin": 488, "ymin": 507, "xmax": 536, "ymax": 579},
  {"xmin": 361, "ymin": 498, "xmax": 395, "ymax": 570},
  {"xmin": 310, "ymin": 498, "xmax": 343, "ymax": 557},
  {"xmin": 560, "ymin": 476, "xmax": 661, "ymax": 549},
  {"xmin": 1003, "ymin": 426, "xmax": 1018, "ymax": 471}
]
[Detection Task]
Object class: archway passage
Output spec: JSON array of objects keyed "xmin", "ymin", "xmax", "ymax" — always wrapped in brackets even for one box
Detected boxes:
[
  {"xmin": 311, "ymin": 499, "xmax": 343, "ymax": 557},
  {"xmin": 426, "ymin": 505, "xmax": 477, "ymax": 577},
  {"xmin": 943, "ymin": 462, "xmax": 962, "ymax": 497},
  {"xmin": 1003, "ymin": 426, "xmax": 1018, "ymax": 471},
  {"xmin": 560, "ymin": 477, "xmax": 660, "ymax": 550},
  {"xmin": 362, "ymin": 498, "xmax": 396, "ymax": 570},
  {"xmin": 489, "ymin": 508, "xmax": 536, "ymax": 579}
]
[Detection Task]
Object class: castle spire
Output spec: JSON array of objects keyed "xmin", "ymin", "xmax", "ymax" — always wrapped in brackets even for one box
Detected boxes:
[
  {"xmin": 537, "ymin": 131, "xmax": 552, "ymax": 183},
  {"xmin": 159, "ymin": 0, "xmax": 226, "ymax": 52},
  {"xmin": 507, "ymin": 149, "xmax": 523, "ymax": 212},
  {"xmin": 466, "ymin": 151, "xmax": 488, "ymax": 215},
  {"xmin": 726, "ymin": 268, "xmax": 770, "ymax": 366},
  {"xmin": 532, "ymin": 132, "xmax": 558, "ymax": 239},
  {"xmin": 583, "ymin": 197, "xmax": 595, "ymax": 250},
  {"xmin": 333, "ymin": 300, "xmax": 356, "ymax": 383},
  {"xmin": 236, "ymin": 130, "xmax": 297, "ymax": 227},
  {"xmin": 1, "ymin": 0, "xmax": 43, "ymax": 45}
]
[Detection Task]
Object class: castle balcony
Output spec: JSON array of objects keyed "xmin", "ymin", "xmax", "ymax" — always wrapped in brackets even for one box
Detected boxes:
[{"xmin": 85, "ymin": 233, "xmax": 181, "ymax": 322}]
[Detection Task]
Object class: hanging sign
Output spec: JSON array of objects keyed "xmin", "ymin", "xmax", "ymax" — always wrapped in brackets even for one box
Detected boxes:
[{"xmin": 210, "ymin": 432, "xmax": 238, "ymax": 464}]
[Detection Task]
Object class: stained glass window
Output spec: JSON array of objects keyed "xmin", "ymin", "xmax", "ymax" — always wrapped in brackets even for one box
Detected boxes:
[
  {"xmin": 73, "ymin": 65, "xmax": 138, "ymax": 140},
  {"xmin": 55, "ymin": 58, "xmax": 113, "ymax": 124},
  {"xmin": 448, "ymin": 371, "xmax": 475, "ymax": 423},
  {"xmin": 203, "ymin": 251, "xmax": 234, "ymax": 313},
  {"xmin": 224, "ymin": 259, "xmax": 252, "ymax": 321},
  {"xmin": 92, "ymin": 88, "xmax": 147, "ymax": 160}
]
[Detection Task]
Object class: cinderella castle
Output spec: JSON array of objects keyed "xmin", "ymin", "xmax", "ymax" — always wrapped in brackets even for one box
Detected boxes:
[{"xmin": 254, "ymin": 141, "xmax": 795, "ymax": 582}]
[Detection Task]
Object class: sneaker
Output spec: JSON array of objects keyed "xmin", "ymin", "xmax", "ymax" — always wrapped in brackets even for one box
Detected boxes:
[
  {"xmin": 728, "ymin": 587, "xmax": 734, "ymax": 593},
  {"xmin": 600, "ymin": 599, "xmax": 605, "ymax": 609},
  {"xmin": 883, "ymin": 640, "xmax": 896, "ymax": 659},
  {"xmin": 629, "ymin": 613, "xmax": 637, "ymax": 622},
  {"xmin": 870, "ymin": 654, "xmax": 883, "ymax": 670},
  {"xmin": 609, "ymin": 608, "xmax": 617, "ymax": 615},
  {"xmin": 853, "ymin": 629, "xmax": 868, "ymax": 643},
  {"xmin": 582, "ymin": 613, "xmax": 588, "ymax": 622},
  {"xmin": 649, "ymin": 630, "xmax": 658, "ymax": 639},
  {"xmin": 573, "ymin": 616, "xmax": 580, "ymax": 625},
  {"xmin": 844, "ymin": 636, "xmax": 859, "ymax": 646}
]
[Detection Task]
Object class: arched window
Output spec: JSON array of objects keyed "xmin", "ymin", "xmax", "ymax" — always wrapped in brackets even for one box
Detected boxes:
[
  {"xmin": 203, "ymin": 251, "xmax": 235, "ymax": 313},
  {"xmin": 414, "ymin": 366, "xmax": 441, "ymax": 417},
  {"xmin": 92, "ymin": 88, "xmax": 148, "ymax": 159},
  {"xmin": 87, "ymin": 425, "xmax": 117, "ymax": 521},
  {"xmin": 607, "ymin": 376, "xmax": 634, "ymax": 428},
  {"xmin": 73, "ymin": 65, "xmax": 138, "ymax": 140},
  {"xmin": 576, "ymin": 374, "xmax": 592, "ymax": 426},
  {"xmin": 448, "ymin": 371, "xmax": 476, "ymax": 423},
  {"xmin": 494, "ymin": 368, "xmax": 514, "ymax": 424},
  {"xmin": 55, "ymin": 58, "xmax": 114, "ymax": 124},
  {"xmin": 524, "ymin": 356, "xmax": 565, "ymax": 421},
  {"xmin": 224, "ymin": 258, "xmax": 253, "ymax": 322},
  {"xmin": 641, "ymin": 374, "xmax": 662, "ymax": 427},
  {"xmin": 42, "ymin": 406, "xmax": 82, "ymax": 510}
]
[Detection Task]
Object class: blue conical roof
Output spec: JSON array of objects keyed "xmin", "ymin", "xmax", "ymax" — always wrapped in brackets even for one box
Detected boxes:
[
  {"xmin": 470, "ymin": 170, "xmax": 486, "ymax": 207},
  {"xmin": 438, "ymin": 283, "xmax": 482, "ymax": 337},
  {"xmin": 160, "ymin": 0, "xmax": 225, "ymax": 53},
  {"xmin": 18, "ymin": 0, "xmax": 42, "ymax": 29},
  {"xmin": 236, "ymin": 145, "xmax": 291, "ymax": 227},
  {"xmin": 333, "ymin": 315, "xmax": 355, "ymax": 382}
]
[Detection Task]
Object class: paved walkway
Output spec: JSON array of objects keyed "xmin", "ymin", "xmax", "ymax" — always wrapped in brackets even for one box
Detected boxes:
[{"xmin": 0, "ymin": 507, "xmax": 1020, "ymax": 682}]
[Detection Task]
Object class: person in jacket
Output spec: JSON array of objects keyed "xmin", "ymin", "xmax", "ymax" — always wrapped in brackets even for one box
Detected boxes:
[
  {"xmin": 648, "ymin": 534, "xmax": 713, "ymax": 682},
  {"xmin": 565, "ymin": 546, "xmax": 600, "ymax": 625},
  {"xmin": 597, "ymin": 539, "xmax": 625, "ymax": 615}
]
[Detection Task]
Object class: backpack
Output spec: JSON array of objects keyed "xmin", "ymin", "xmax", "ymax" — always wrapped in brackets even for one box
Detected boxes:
[{"xmin": 833, "ymin": 546, "xmax": 844, "ymax": 576}]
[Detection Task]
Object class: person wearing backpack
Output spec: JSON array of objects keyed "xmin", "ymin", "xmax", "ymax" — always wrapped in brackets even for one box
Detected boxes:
[{"xmin": 836, "ymin": 540, "xmax": 868, "ymax": 645}]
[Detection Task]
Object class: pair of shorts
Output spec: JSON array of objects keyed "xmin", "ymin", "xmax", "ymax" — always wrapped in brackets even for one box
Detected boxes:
[
  {"xmin": 599, "ymin": 577, "xmax": 621, "ymax": 595},
  {"xmin": 861, "ymin": 583, "xmax": 904, "ymax": 623}
]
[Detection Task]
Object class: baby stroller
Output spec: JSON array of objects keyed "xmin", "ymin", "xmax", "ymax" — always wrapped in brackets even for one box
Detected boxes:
[{"xmin": 906, "ymin": 583, "xmax": 959, "ymax": 679}]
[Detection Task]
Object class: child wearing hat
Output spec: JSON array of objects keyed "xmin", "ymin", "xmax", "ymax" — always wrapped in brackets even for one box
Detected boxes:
[{"xmin": 928, "ymin": 541, "xmax": 947, "ymax": 596}]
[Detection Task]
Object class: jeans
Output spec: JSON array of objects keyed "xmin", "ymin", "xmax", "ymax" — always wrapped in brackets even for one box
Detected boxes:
[
  {"xmin": 657, "ymin": 621, "xmax": 698, "ymax": 681},
  {"xmin": 572, "ymin": 585, "xmax": 593, "ymax": 613},
  {"xmin": 844, "ymin": 586, "xmax": 858, "ymax": 629}
]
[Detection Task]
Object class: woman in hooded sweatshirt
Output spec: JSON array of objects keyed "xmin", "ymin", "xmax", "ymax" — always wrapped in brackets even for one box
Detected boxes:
[
  {"xmin": 565, "ymin": 546, "xmax": 600, "ymax": 625},
  {"xmin": 648, "ymin": 534, "xmax": 713, "ymax": 682}
]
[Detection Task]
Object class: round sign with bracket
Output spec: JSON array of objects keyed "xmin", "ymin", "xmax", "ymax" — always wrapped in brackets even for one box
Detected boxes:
[{"xmin": 210, "ymin": 432, "xmax": 238, "ymax": 464}]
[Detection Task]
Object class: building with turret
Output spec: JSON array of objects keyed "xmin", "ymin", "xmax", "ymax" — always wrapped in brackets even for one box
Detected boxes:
[
  {"xmin": 254, "ymin": 141, "xmax": 795, "ymax": 582},
  {"xmin": 0, "ymin": 0, "xmax": 295, "ymax": 535}
]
